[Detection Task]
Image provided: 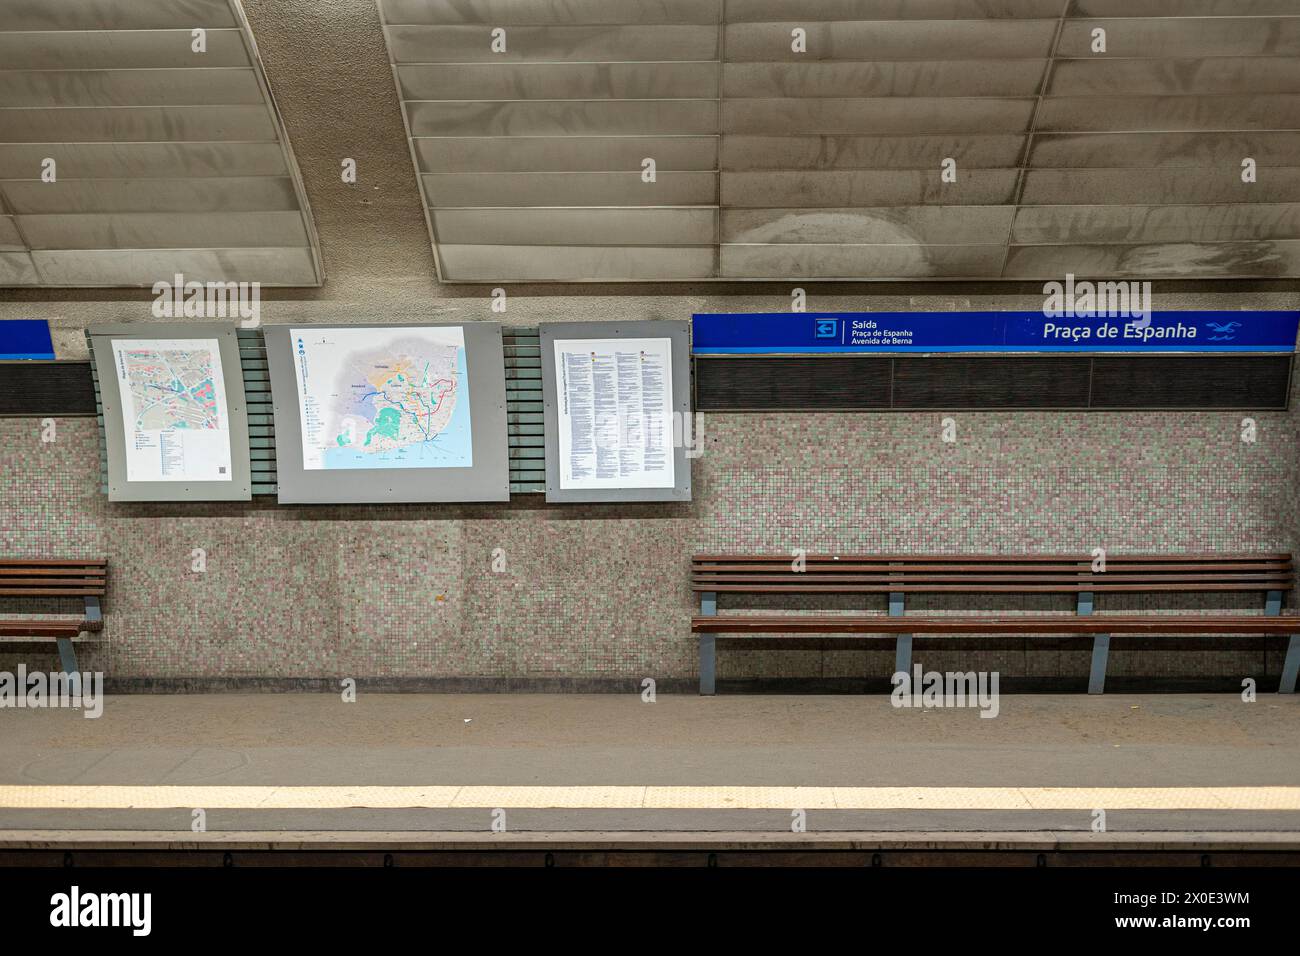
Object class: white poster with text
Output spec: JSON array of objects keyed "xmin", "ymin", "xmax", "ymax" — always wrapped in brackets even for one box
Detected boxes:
[{"xmin": 553, "ymin": 337, "xmax": 675, "ymax": 490}]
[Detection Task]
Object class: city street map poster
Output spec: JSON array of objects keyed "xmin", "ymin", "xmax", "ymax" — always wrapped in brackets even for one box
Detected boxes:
[
  {"xmin": 91, "ymin": 323, "xmax": 252, "ymax": 502},
  {"xmin": 111, "ymin": 338, "xmax": 233, "ymax": 483}
]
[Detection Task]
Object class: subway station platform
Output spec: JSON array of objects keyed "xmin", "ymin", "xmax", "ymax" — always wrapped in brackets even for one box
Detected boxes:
[{"xmin": 2, "ymin": 693, "xmax": 1297, "ymax": 865}]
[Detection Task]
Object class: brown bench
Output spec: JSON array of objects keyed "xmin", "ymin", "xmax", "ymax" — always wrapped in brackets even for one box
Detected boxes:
[
  {"xmin": 691, "ymin": 553, "xmax": 1300, "ymax": 695},
  {"xmin": 0, "ymin": 559, "xmax": 106, "ymax": 672}
]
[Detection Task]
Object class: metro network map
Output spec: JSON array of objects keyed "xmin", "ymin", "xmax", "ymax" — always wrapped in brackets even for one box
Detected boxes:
[
  {"xmin": 290, "ymin": 326, "xmax": 473, "ymax": 471},
  {"xmin": 111, "ymin": 338, "xmax": 233, "ymax": 483}
]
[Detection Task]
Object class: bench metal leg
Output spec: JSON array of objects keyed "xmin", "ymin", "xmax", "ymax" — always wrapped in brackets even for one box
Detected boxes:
[
  {"xmin": 1088, "ymin": 635, "xmax": 1110, "ymax": 694},
  {"xmin": 55, "ymin": 637, "xmax": 78, "ymax": 674},
  {"xmin": 699, "ymin": 634, "xmax": 716, "ymax": 696},
  {"xmin": 1280, "ymin": 635, "xmax": 1300, "ymax": 694},
  {"xmin": 84, "ymin": 595, "xmax": 102, "ymax": 627},
  {"xmin": 894, "ymin": 634, "xmax": 912, "ymax": 676},
  {"xmin": 1266, "ymin": 590, "xmax": 1282, "ymax": 617},
  {"xmin": 889, "ymin": 589, "xmax": 910, "ymax": 680},
  {"xmin": 698, "ymin": 590, "xmax": 717, "ymax": 696}
]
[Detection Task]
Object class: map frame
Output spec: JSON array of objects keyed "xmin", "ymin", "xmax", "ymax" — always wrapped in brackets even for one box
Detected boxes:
[
  {"xmin": 90, "ymin": 323, "xmax": 253, "ymax": 502},
  {"xmin": 265, "ymin": 322, "xmax": 510, "ymax": 504}
]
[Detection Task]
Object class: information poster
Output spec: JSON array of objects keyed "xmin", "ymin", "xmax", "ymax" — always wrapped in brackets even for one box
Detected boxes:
[
  {"xmin": 553, "ymin": 337, "xmax": 675, "ymax": 491},
  {"xmin": 289, "ymin": 325, "xmax": 472, "ymax": 471},
  {"xmin": 111, "ymin": 338, "xmax": 233, "ymax": 483}
]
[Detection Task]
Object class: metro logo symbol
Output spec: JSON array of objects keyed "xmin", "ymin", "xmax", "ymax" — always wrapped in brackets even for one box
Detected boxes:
[{"xmin": 813, "ymin": 319, "xmax": 838, "ymax": 339}]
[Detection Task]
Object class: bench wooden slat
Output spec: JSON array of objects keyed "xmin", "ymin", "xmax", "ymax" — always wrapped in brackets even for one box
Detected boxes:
[
  {"xmin": 0, "ymin": 621, "xmax": 90, "ymax": 638},
  {"xmin": 0, "ymin": 559, "xmax": 108, "ymax": 568},
  {"xmin": 691, "ymin": 553, "xmax": 1293, "ymax": 597},
  {"xmin": 0, "ymin": 577, "xmax": 110, "ymax": 587},
  {"xmin": 693, "ymin": 561, "xmax": 1289, "ymax": 574},
  {"xmin": 0, "ymin": 588, "xmax": 107, "ymax": 597},
  {"xmin": 693, "ymin": 583, "xmax": 1289, "ymax": 594},
  {"xmin": 692, "ymin": 573, "xmax": 1292, "ymax": 585},
  {"xmin": 0, "ymin": 567, "xmax": 107, "ymax": 577},
  {"xmin": 692, "ymin": 553, "xmax": 1290, "ymax": 563},
  {"xmin": 0, "ymin": 635, "xmax": 95, "ymax": 644},
  {"xmin": 692, "ymin": 563, "xmax": 1291, "ymax": 568},
  {"xmin": 693, "ymin": 615, "xmax": 1300, "ymax": 635}
]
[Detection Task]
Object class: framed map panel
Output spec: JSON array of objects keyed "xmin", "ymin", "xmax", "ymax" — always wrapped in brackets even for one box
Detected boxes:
[
  {"xmin": 265, "ymin": 322, "xmax": 509, "ymax": 503},
  {"xmin": 90, "ymin": 323, "xmax": 252, "ymax": 502}
]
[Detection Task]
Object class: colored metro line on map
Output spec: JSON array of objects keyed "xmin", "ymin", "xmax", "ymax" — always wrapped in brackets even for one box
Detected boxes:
[{"xmin": 290, "ymin": 326, "xmax": 473, "ymax": 471}]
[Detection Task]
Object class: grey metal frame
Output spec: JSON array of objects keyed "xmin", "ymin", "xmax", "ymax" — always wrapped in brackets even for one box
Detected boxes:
[
  {"xmin": 59, "ymin": 594, "xmax": 103, "ymax": 674},
  {"xmin": 1269, "ymin": 589, "xmax": 1299, "ymax": 694},
  {"xmin": 265, "ymin": 322, "xmax": 510, "ymax": 504},
  {"xmin": 55, "ymin": 637, "xmax": 77, "ymax": 674},
  {"xmin": 540, "ymin": 320, "xmax": 693, "ymax": 504},
  {"xmin": 1080, "ymin": 590, "xmax": 1109, "ymax": 694},
  {"xmin": 1281, "ymin": 636, "xmax": 1300, "ymax": 694},
  {"xmin": 699, "ymin": 590, "xmax": 717, "ymax": 696},
  {"xmin": 891, "ymin": 590, "xmax": 910, "ymax": 676},
  {"xmin": 90, "ymin": 323, "xmax": 252, "ymax": 502}
]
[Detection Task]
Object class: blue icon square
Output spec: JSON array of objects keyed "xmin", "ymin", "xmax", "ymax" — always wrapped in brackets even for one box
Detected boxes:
[{"xmin": 814, "ymin": 319, "xmax": 838, "ymax": 339}]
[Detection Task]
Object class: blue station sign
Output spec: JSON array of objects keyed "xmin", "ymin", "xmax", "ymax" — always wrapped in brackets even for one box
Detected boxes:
[
  {"xmin": 0, "ymin": 319, "xmax": 55, "ymax": 360},
  {"xmin": 692, "ymin": 311, "xmax": 1300, "ymax": 355}
]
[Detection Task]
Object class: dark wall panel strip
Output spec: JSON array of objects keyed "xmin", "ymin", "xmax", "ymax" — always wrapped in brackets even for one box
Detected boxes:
[
  {"xmin": 1090, "ymin": 355, "xmax": 1292, "ymax": 409},
  {"xmin": 695, "ymin": 356, "xmax": 892, "ymax": 410},
  {"xmin": 0, "ymin": 361, "xmax": 95, "ymax": 416},
  {"xmin": 893, "ymin": 356, "xmax": 1092, "ymax": 408},
  {"xmin": 696, "ymin": 355, "xmax": 1293, "ymax": 411}
]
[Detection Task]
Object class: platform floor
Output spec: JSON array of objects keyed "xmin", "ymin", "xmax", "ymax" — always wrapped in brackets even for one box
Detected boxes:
[{"xmin": 1, "ymin": 693, "xmax": 1298, "ymax": 843}]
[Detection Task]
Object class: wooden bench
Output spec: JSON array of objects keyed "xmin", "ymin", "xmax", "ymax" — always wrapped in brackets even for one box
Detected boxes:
[
  {"xmin": 691, "ymin": 554, "xmax": 1300, "ymax": 696},
  {"xmin": 0, "ymin": 559, "xmax": 106, "ymax": 672}
]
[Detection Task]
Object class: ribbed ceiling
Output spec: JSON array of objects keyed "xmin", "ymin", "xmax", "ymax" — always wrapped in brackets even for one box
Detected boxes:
[
  {"xmin": 380, "ymin": 0, "xmax": 1300, "ymax": 282},
  {"xmin": 0, "ymin": 0, "xmax": 321, "ymax": 287}
]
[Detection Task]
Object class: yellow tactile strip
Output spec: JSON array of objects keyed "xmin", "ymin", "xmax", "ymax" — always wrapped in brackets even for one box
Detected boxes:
[{"xmin": 1, "ymin": 785, "xmax": 1298, "ymax": 811}]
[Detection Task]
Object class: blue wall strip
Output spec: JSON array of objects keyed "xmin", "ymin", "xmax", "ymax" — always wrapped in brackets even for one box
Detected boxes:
[{"xmin": 0, "ymin": 319, "xmax": 56, "ymax": 360}]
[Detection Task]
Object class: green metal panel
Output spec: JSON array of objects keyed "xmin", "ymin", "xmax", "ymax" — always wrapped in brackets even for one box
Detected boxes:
[
  {"xmin": 88, "ymin": 325, "xmax": 547, "ymax": 498},
  {"xmin": 504, "ymin": 326, "xmax": 544, "ymax": 493}
]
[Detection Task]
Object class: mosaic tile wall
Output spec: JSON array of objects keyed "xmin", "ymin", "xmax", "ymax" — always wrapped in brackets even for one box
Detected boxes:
[{"xmin": 1, "ymin": 328, "xmax": 1297, "ymax": 685}]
